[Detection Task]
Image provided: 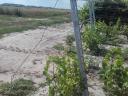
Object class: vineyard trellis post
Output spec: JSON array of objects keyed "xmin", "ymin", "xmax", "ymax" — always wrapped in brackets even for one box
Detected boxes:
[
  {"xmin": 88, "ymin": 0, "xmax": 95, "ymax": 30},
  {"xmin": 70, "ymin": 0, "xmax": 89, "ymax": 96}
]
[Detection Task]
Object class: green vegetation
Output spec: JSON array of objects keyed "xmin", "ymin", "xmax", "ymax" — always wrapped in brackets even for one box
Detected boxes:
[
  {"xmin": 122, "ymin": 48, "xmax": 128, "ymax": 60},
  {"xmin": 0, "ymin": 79, "xmax": 37, "ymax": 96},
  {"xmin": 43, "ymin": 54, "xmax": 84, "ymax": 96},
  {"xmin": 43, "ymin": 36, "xmax": 84, "ymax": 96},
  {"xmin": 0, "ymin": 15, "xmax": 68, "ymax": 37},
  {"xmin": 80, "ymin": 1, "xmax": 128, "ymax": 95},
  {"xmin": 43, "ymin": 1, "xmax": 128, "ymax": 95},
  {"xmin": 65, "ymin": 35, "xmax": 75, "ymax": 46},
  {"xmin": 1, "ymin": 1, "xmax": 128, "ymax": 96},
  {"xmin": 101, "ymin": 48, "xmax": 128, "ymax": 96},
  {"xmin": 81, "ymin": 0, "xmax": 128, "ymax": 24},
  {"xmin": 82, "ymin": 20, "xmax": 121, "ymax": 55}
]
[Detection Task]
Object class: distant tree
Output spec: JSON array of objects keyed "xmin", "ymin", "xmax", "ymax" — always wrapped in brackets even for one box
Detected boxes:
[
  {"xmin": 5, "ymin": 8, "xmax": 12, "ymax": 15},
  {"xmin": 15, "ymin": 8, "xmax": 22, "ymax": 17},
  {"xmin": 0, "ymin": 7, "xmax": 4, "ymax": 14},
  {"xmin": 80, "ymin": 0, "xmax": 128, "ymax": 25},
  {"xmin": 93, "ymin": 0, "xmax": 128, "ymax": 24}
]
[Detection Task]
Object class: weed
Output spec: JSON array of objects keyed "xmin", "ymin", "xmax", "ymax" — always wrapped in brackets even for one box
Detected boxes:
[
  {"xmin": 100, "ymin": 48, "xmax": 128, "ymax": 96},
  {"xmin": 53, "ymin": 43, "xmax": 64, "ymax": 51},
  {"xmin": 43, "ymin": 36, "xmax": 85, "ymax": 96},
  {"xmin": 0, "ymin": 79, "xmax": 37, "ymax": 96}
]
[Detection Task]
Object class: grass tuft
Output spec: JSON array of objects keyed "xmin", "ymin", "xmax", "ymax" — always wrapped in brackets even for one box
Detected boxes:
[{"xmin": 0, "ymin": 79, "xmax": 37, "ymax": 96}]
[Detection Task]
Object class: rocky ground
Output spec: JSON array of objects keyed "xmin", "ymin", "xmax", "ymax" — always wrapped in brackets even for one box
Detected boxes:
[{"xmin": 0, "ymin": 23, "xmax": 105, "ymax": 96}]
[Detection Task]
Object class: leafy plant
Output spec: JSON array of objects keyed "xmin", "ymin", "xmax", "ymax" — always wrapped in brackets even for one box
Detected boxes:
[
  {"xmin": 101, "ymin": 48, "xmax": 128, "ymax": 96},
  {"xmin": 82, "ymin": 19, "xmax": 123, "ymax": 56},
  {"xmin": 80, "ymin": 0, "xmax": 128, "ymax": 24},
  {"xmin": 82, "ymin": 22, "xmax": 112, "ymax": 55},
  {"xmin": 122, "ymin": 25, "xmax": 128, "ymax": 39},
  {"xmin": 82, "ymin": 25, "xmax": 102, "ymax": 55},
  {"xmin": 0, "ymin": 79, "xmax": 37, "ymax": 96},
  {"xmin": 65, "ymin": 35, "xmax": 75, "ymax": 46},
  {"xmin": 43, "ymin": 44, "xmax": 85, "ymax": 96},
  {"xmin": 79, "ymin": 5, "xmax": 89, "ymax": 25},
  {"xmin": 122, "ymin": 48, "xmax": 128, "ymax": 61}
]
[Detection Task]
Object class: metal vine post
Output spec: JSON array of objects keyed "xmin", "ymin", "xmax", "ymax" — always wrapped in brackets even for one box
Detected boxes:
[{"xmin": 70, "ymin": 0, "xmax": 89, "ymax": 96}]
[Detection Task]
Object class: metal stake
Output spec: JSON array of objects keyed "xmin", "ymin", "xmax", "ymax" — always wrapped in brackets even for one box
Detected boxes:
[{"xmin": 70, "ymin": 0, "xmax": 89, "ymax": 96}]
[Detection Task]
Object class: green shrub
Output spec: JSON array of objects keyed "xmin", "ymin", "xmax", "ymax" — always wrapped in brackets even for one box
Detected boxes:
[
  {"xmin": 79, "ymin": 5, "xmax": 89, "ymax": 25},
  {"xmin": 82, "ymin": 19, "xmax": 124, "ymax": 56},
  {"xmin": 65, "ymin": 35, "xmax": 75, "ymax": 46},
  {"xmin": 101, "ymin": 48, "xmax": 128, "ymax": 96},
  {"xmin": 43, "ymin": 45, "xmax": 84, "ymax": 96},
  {"xmin": 82, "ymin": 22, "xmax": 112, "ymax": 55},
  {"xmin": 0, "ymin": 79, "xmax": 37, "ymax": 96},
  {"xmin": 122, "ymin": 25, "xmax": 128, "ymax": 39},
  {"xmin": 79, "ymin": 0, "xmax": 128, "ymax": 24},
  {"xmin": 44, "ymin": 55, "xmax": 85, "ymax": 96},
  {"xmin": 82, "ymin": 25, "xmax": 102, "ymax": 55},
  {"xmin": 122, "ymin": 48, "xmax": 128, "ymax": 61}
]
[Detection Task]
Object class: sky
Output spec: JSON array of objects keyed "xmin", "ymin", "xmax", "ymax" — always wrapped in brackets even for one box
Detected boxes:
[{"xmin": 0, "ymin": 0, "xmax": 86, "ymax": 9}]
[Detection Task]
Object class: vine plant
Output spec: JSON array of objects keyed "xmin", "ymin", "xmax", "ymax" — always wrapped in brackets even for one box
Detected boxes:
[
  {"xmin": 101, "ymin": 48, "xmax": 128, "ymax": 96},
  {"xmin": 43, "ymin": 36, "xmax": 85, "ymax": 96}
]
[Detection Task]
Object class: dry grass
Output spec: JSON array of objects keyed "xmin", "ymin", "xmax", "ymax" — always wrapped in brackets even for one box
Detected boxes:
[
  {"xmin": 0, "ymin": 6, "xmax": 71, "ymax": 37},
  {"xmin": 0, "ymin": 6, "xmax": 70, "ymax": 18}
]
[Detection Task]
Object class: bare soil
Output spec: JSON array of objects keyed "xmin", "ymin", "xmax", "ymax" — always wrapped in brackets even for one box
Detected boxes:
[{"xmin": 0, "ymin": 23, "xmax": 105, "ymax": 96}]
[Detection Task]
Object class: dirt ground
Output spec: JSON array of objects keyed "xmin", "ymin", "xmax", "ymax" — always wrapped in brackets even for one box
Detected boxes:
[{"xmin": 0, "ymin": 23, "xmax": 105, "ymax": 96}]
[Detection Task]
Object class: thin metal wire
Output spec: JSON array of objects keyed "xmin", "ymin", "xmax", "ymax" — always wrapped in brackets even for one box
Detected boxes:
[
  {"xmin": 10, "ymin": 0, "xmax": 93, "ymax": 82},
  {"xmin": 10, "ymin": 0, "xmax": 60, "ymax": 92},
  {"xmin": 9, "ymin": 0, "xmax": 91, "ymax": 94},
  {"xmin": 10, "ymin": 27, "xmax": 47, "ymax": 90},
  {"xmin": 11, "ymin": 26, "xmax": 47, "ymax": 77},
  {"xmin": 53, "ymin": 0, "xmax": 59, "ymax": 8}
]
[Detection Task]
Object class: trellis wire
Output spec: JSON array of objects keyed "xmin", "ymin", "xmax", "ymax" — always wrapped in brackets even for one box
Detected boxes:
[{"xmin": 9, "ymin": 0, "xmax": 60, "ymax": 93}]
